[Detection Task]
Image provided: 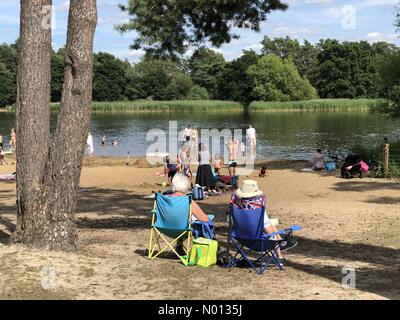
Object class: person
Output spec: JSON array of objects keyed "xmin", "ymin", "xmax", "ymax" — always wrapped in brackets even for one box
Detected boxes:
[
  {"xmin": 189, "ymin": 127, "xmax": 199, "ymax": 160},
  {"xmin": 86, "ymin": 132, "xmax": 94, "ymax": 157},
  {"xmin": 240, "ymin": 142, "xmax": 246, "ymax": 157},
  {"xmin": 164, "ymin": 155, "xmax": 178, "ymax": 186},
  {"xmin": 0, "ymin": 132, "xmax": 3, "ymax": 149},
  {"xmin": 10, "ymin": 128, "xmax": 16, "ymax": 151},
  {"xmin": 313, "ymin": 149, "xmax": 326, "ymax": 171},
  {"xmin": 227, "ymin": 138, "xmax": 239, "ymax": 177},
  {"xmin": 259, "ymin": 165, "xmax": 268, "ymax": 177},
  {"xmin": 246, "ymin": 125, "xmax": 257, "ymax": 155},
  {"xmin": 0, "ymin": 146, "xmax": 8, "ymax": 165},
  {"xmin": 183, "ymin": 125, "xmax": 192, "ymax": 143},
  {"xmin": 195, "ymin": 143, "xmax": 215, "ymax": 192},
  {"xmin": 169, "ymin": 174, "xmax": 209, "ymax": 254},
  {"xmin": 101, "ymin": 135, "xmax": 106, "ymax": 146},
  {"xmin": 213, "ymin": 153, "xmax": 223, "ymax": 175},
  {"xmin": 235, "ymin": 180, "xmax": 297, "ymax": 266}
]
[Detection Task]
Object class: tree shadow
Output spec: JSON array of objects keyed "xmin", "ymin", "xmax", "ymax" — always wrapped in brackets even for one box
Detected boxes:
[
  {"xmin": 216, "ymin": 231, "xmax": 400, "ymax": 299},
  {"xmin": 331, "ymin": 180, "xmax": 400, "ymax": 193}
]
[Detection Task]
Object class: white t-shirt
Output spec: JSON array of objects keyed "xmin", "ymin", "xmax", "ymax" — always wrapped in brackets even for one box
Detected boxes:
[
  {"xmin": 246, "ymin": 128, "xmax": 256, "ymax": 140},
  {"xmin": 183, "ymin": 128, "xmax": 192, "ymax": 139}
]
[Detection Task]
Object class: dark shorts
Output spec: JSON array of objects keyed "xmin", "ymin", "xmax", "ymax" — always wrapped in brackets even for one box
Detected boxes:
[{"xmin": 228, "ymin": 160, "xmax": 237, "ymax": 168}]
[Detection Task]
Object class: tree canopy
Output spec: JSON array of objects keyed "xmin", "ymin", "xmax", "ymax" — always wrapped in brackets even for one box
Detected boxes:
[
  {"xmin": 117, "ymin": 0, "xmax": 287, "ymax": 58},
  {"xmin": 247, "ymin": 54, "xmax": 318, "ymax": 101}
]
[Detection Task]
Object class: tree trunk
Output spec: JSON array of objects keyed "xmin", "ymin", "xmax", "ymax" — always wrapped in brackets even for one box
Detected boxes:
[
  {"xmin": 14, "ymin": 0, "xmax": 53, "ymax": 246},
  {"xmin": 14, "ymin": 0, "xmax": 98, "ymax": 251}
]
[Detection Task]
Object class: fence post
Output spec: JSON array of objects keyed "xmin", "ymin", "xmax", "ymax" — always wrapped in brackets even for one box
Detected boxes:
[{"xmin": 384, "ymin": 144, "xmax": 390, "ymax": 177}]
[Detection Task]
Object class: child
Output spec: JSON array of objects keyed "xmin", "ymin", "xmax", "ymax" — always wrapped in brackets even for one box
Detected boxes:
[
  {"xmin": 164, "ymin": 156, "xmax": 178, "ymax": 186},
  {"xmin": 0, "ymin": 146, "xmax": 8, "ymax": 165},
  {"xmin": 213, "ymin": 153, "xmax": 223, "ymax": 175},
  {"xmin": 259, "ymin": 165, "xmax": 268, "ymax": 177},
  {"xmin": 240, "ymin": 142, "xmax": 246, "ymax": 157}
]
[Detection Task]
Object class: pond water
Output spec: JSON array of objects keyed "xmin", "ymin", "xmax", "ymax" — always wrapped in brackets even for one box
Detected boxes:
[{"xmin": 0, "ymin": 111, "xmax": 399, "ymax": 161}]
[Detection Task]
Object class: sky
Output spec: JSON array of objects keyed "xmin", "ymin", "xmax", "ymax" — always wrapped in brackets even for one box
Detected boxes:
[{"xmin": 0, "ymin": 0, "xmax": 399, "ymax": 63}]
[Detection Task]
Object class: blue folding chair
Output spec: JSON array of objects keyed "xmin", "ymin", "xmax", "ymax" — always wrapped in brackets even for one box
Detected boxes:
[
  {"xmin": 227, "ymin": 194, "xmax": 301, "ymax": 274},
  {"xmin": 148, "ymin": 193, "xmax": 193, "ymax": 261}
]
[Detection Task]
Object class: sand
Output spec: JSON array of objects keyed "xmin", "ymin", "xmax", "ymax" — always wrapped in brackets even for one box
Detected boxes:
[{"xmin": 0, "ymin": 157, "xmax": 399, "ymax": 300}]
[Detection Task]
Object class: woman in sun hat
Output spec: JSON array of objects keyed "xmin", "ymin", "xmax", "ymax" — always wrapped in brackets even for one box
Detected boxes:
[{"xmin": 234, "ymin": 180, "xmax": 297, "ymax": 265}]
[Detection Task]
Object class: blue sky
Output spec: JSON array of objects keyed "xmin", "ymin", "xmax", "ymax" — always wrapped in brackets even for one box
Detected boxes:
[{"xmin": 0, "ymin": 0, "xmax": 399, "ymax": 62}]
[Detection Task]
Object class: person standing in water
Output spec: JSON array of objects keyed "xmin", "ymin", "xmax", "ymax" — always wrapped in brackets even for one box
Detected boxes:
[
  {"xmin": 86, "ymin": 132, "xmax": 94, "ymax": 157},
  {"xmin": 10, "ymin": 128, "xmax": 16, "ymax": 152},
  {"xmin": 246, "ymin": 125, "xmax": 257, "ymax": 155}
]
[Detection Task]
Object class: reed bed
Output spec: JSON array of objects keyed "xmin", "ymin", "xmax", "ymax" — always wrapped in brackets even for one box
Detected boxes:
[{"xmin": 249, "ymin": 99, "xmax": 382, "ymax": 111}]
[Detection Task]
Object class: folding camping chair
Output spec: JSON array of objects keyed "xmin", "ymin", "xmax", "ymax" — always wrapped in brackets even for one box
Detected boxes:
[
  {"xmin": 226, "ymin": 194, "xmax": 301, "ymax": 274},
  {"xmin": 148, "ymin": 193, "xmax": 193, "ymax": 261}
]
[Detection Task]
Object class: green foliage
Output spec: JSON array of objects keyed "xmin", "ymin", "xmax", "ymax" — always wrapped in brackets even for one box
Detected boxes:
[
  {"xmin": 0, "ymin": 62, "xmax": 14, "ymax": 107},
  {"xmin": 261, "ymin": 37, "xmax": 319, "ymax": 82},
  {"xmin": 117, "ymin": 0, "xmax": 287, "ymax": 58},
  {"xmin": 247, "ymin": 55, "xmax": 318, "ymax": 101},
  {"xmin": 187, "ymin": 85, "xmax": 209, "ymax": 100},
  {"xmin": 315, "ymin": 40, "xmax": 382, "ymax": 99},
  {"xmin": 218, "ymin": 50, "xmax": 259, "ymax": 102},
  {"xmin": 0, "ymin": 42, "xmax": 17, "ymax": 106},
  {"xmin": 249, "ymin": 99, "xmax": 381, "ymax": 111},
  {"xmin": 165, "ymin": 73, "xmax": 193, "ymax": 100},
  {"xmin": 188, "ymin": 47, "xmax": 226, "ymax": 99},
  {"xmin": 45, "ymin": 100, "xmax": 241, "ymax": 113},
  {"xmin": 51, "ymin": 50, "xmax": 64, "ymax": 102},
  {"xmin": 93, "ymin": 52, "xmax": 133, "ymax": 101}
]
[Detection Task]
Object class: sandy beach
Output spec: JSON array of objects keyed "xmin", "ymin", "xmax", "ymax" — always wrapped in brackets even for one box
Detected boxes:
[{"xmin": 0, "ymin": 157, "xmax": 399, "ymax": 300}]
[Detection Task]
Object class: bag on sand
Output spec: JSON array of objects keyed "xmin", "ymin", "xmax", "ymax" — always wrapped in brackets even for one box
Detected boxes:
[
  {"xmin": 182, "ymin": 238, "xmax": 218, "ymax": 268},
  {"xmin": 192, "ymin": 185, "xmax": 204, "ymax": 200}
]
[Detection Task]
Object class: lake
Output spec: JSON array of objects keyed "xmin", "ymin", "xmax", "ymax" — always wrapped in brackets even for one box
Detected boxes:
[{"xmin": 1, "ymin": 111, "xmax": 399, "ymax": 161}]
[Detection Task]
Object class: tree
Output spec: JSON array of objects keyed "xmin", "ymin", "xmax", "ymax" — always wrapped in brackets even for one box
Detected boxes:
[
  {"xmin": 164, "ymin": 73, "xmax": 193, "ymax": 100},
  {"xmin": 0, "ymin": 62, "xmax": 14, "ymax": 107},
  {"xmin": 314, "ymin": 40, "xmax": 381, "ymax": 99},
  {"xmin": 51, "ymin": 50, "xmax": 64, "ymax": 102},
  {"xmin": 93, "ymin": 52, "xmax": 131, "ymax": 101},
  {"xmin": 218, "ymin": 50, "xmax": 259, "ymax": 102},
  {"xmin": 131, "ymin": 58, "xmax": 180, "ymax": 100},
  {"xmin": 117, "ymin": 0, "xmax": 288, "ymax": 58},
  {"xmin": 247, "ymin": 54, "xmax": 318, "ymax": 101},
  {"xmin": 188, "ymin": 47, "xmax": 226, "ymax": 99},
  {"xmin": 0, "ymin": 42, "xmax": 18, "ymax": 105},
  {"xmin": 261, "ymin": 36, "xmax": 319, "ymax": 82},
  {"xmin": 14, "ymin": 0, "xmax": 97, "ymax": 250},
  {"xmin": 187, "ymin": 85, "xmax": 209, "ymax": 100}
]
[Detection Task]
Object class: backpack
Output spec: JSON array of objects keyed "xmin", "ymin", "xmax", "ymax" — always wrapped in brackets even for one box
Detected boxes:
[{"xmin": 192, "ymin": 185, "xmax": 204, "ymax": 200}]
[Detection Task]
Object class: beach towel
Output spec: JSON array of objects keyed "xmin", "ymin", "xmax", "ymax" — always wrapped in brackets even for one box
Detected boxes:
[{"xmin": 0, "ymin": 172, "xmax": 16, "ymax": 181}]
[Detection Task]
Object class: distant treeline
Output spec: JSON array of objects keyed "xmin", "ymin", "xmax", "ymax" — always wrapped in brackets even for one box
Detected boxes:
[{"xmin": 0, "ymin": 36, "xmax": 398, "ymax": 107}]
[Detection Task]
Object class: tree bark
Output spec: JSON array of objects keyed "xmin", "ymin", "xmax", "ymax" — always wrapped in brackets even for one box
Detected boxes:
[
  {"xmin": 14, "ymin": 0, "xmax": 97, "ymax": 251},
  {"xmin": 14, "ymin": 0, "xmax": 52, "ymax": 246}
]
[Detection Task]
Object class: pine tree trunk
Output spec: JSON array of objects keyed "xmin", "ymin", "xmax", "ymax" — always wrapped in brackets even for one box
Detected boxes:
[
  {"xmin": 14, "ymin": 0, "xmax": 97, "ymax": 251},
  {"xmin": 14, "ymin": 0, "xmax": 53, "ymax": 246}
]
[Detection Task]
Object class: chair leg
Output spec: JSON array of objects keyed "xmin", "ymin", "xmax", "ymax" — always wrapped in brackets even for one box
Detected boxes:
[{"xmin": 148, "ymin": 227, "xmax": 155, "ymax": 259}]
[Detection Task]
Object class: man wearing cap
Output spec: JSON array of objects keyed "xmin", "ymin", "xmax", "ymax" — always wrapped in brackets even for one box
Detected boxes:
[{"xmin": 235, "ymin": 180, "xmax": 298, "ymax": 265}]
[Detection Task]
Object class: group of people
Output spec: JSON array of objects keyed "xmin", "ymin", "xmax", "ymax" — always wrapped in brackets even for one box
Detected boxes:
[
  {"xmin": 86, "ymin": 133, "xmax": 119, "ymax": 157},
  {"xmin": 163, "ymin": 124, "xmax": 258, "ymax": 192},
  {"xmin": 170, "ymin": 174, "xmax": 297, "ymax": 265},
  {"xmin": 0, "ymin": 128, "xmax": 16, "ymax": 165}
]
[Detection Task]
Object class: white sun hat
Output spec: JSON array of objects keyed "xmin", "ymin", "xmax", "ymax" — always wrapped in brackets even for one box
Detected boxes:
[{"xmin": 236, "ymin": 180, "xmax": 264, "ymax": 198}]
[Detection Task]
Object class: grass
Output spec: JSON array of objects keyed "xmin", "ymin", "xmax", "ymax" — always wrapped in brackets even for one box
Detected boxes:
[
  {"xmin": 3, "ymin": 99, "xmax": 384, "ymax": 113},
  {"xmin": 52, "ymin": 100, "xmax": 243, "ymax": 113},
  {"xmin": 249, "ymin": 99, "xmax": 383, "ymax": 111}
]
